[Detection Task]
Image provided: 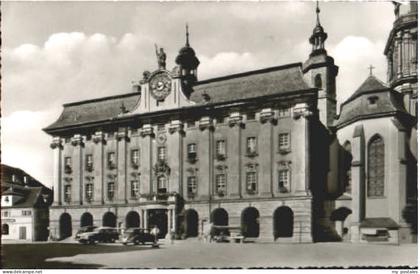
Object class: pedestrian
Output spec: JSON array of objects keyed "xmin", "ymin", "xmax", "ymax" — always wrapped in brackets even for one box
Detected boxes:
[
  {"xmin": 170, "ymin": 229, "xmax": 175, "ymax": 244},
  {"xmin": 151, "ymin": 225, "xmax": 160, "ymax": 244}
]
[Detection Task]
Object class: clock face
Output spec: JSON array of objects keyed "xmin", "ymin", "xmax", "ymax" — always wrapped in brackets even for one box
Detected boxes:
[{"xmin": 150, "ymin": 73, "xmax": 171, "ymax": 101}]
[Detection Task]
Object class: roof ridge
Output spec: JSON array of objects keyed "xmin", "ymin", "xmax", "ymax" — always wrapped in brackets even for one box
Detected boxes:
[
  {"xmin": 64, "ymin": 91, "xmax": 141, "ymax": 107},
  {"xmin": 195, "ymin": 62, "xmax": 303, "ymax": 85}
]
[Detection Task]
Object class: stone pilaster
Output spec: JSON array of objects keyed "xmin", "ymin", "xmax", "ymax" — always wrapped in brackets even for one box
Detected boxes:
[
  {"xmin": 140, "ymin": 124, "xmax": 154, "ymax": 196},
  {"xmin": 70, "ymin": 134, "xmax": 84, "ymax": 205},
  {"xmin": 93, "ymin": 131, "xmax": 106, "ymax": 204},
  {"xmin": 258, "ymin": 108, "xmax": 277, "ymax": 197},
  {"xmin": 168, "ymin": 120, "xmax": 184, "ymax": 194},
  {"xmin": 117, "ymin": 129, "xmax": 129, "ymax": 204},
  {"xmin": 198, "ymin": 117, "xmax": 213, "ymax": 199},
  {"xmin": 292, "ymin": 103, "xmax": 313, "ymax": 194},
  {"xmin": 227, "ymin": 112, "xmax": 243, "ymax": 198},
  {"xmin": 50, "ymin": 137, "xmax": 63, "ymax": 206},
  {"xmin": 350, "ymin": 125, "xmax": 365, "ymax": 243}
]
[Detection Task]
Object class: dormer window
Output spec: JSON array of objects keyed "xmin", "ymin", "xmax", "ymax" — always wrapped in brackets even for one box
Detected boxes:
[{"xmin": 368, "ymin": 96, "xmax": 379, "ymax": 107}]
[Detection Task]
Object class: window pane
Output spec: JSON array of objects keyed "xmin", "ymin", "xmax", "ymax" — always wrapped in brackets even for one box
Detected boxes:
[{"xmin": 367, "ymin": 137, "xmax": 385, "ymax": 197}]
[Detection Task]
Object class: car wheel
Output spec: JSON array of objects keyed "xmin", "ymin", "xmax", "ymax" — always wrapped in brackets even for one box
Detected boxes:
[
  {"xmin": 134, "ymin": 240, "xmax": 139, "ymax": 245},
  {"xmin": 111, "ymin": 238, "xmax": 116, "ymax": 243}
]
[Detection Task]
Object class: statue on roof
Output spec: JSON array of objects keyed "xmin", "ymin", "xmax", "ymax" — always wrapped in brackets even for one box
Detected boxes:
[{"xmin": 155, "ymin": 44, "xmax": 166, "ymax": 70}]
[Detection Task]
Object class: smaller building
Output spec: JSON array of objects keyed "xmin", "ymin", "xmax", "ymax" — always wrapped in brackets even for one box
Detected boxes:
[{"xmin": 1, "ymin": 164, "xmax": 52, "ymax": 241}]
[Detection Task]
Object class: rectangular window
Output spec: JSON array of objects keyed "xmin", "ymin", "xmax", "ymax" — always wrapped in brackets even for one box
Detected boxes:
[
  {"xmin": 157, "ymin": 147, "xmax": 166, "ymax": 161},
  {"xmin": 107, "ymin": 182, "xmax": 115, "ymax": 200},
  {"xmin": 187, "ymin": 176, "xmax": 198, "ymax": 196},
  {"xmin": 278, "ymin": 170, "xmax": 289, "ymax": 193},
  {"xmin": 22, "ymin": 210, "xmax": 31, "ymax": 216},
  {"xmin": 216, "ymin": 117, "xmax": 225, "ymax": 124},
  {"xmin": 131, "ymin": 180, "xmax": 139, "ymax": 198},
  {"xmin": 2, "ymin": 211, "xmax": 10, "ymax": 217},
  {"xmin": 85, "ymin": 154, "xmax": 93, "ymax": 171},
  {"xmin": 216, "ymin": 140, "xmax": 226, "ymax": 157},
  {"xmin": 157, "ymin": 176, "xmax": 167, "ymax": 193},
  {"xmin": 278, "ymin": 133, "xmax": 290, "ymax": 150},
  {"xmin": 187, "ymin": 143, "xmax": 197, "ymax": 161},
  {"xmin": 246, "ymin": 172, "xmax": 257, "ymax": 193},
  {"xmin": 157, "ymin": 124, "xmax": 165, "ymax": 131},
  {"xmin": 64, "ymin": 157, "xmax": 72, "ymax": 174},
  {"xmin": 247, "ymin": 112, "xmax": 256, "ymax": 121},
  {"xmin": 131, "ymin": 149, "xmax": 140, "ymax": 166},
  {"xmin": 216, "ymin": 174, "xmax": 226, "ymax": 195},
  {"xmin": 187, "ymin": 121, "xmax": 195, "ymax": 128},
  {"xmin": 246, "ymin": 137, "xmax": 257, "ymax": 155},
  {"xmin": 279, "ymin": 107, "xmax": 290, "ymax": 118},
  {"xmin": 107, "ymin": 152, "xmax": 116, "ymax": 169},
  {"xmin": 85, "ymin": 183, "xmax": 93, "ymax": 201},
  {"xmin": 64, "ymin": 185, "xmax": 71, "ymax": 202}
]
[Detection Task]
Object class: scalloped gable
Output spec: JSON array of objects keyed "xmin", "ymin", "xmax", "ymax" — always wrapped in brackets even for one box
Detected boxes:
[{"xmin": 190, "ymin": 63, "xmax": 312, "ymax": 104}]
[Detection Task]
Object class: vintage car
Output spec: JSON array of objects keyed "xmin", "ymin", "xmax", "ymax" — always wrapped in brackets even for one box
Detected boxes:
[
  {"xmin": 121, "ymin": 228, "xmax": 157, "ymax": 246},
  {"xmin": 74, "ymin": 226, "xmax": 97, "ymax": 240},
  {"xmin": 78, "ymin": 227, "xmax": 119, "ymax": 244},
  {"xmin": 211, "ymin": 225, "xmax": 244, "ymax": 243}
]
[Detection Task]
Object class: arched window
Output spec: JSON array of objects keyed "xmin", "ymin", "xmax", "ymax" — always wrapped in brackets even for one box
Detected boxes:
[
  {"xmin": 367, "ymin": 135, "xmax": 385, "ymax": 197},
  {"xmin": 343, "ymin": 141, "xmax": 352, "ymax": 193},
  {"xmin": 2, "ymin": 224, "xmax": 9, "ymax": 235},
  {"xmin": 314, "ymin": 74, "xmax": 322, "ymax": 89}
]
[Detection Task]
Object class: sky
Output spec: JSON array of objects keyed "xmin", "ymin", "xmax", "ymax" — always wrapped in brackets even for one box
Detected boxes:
[{"xmin": 1, "ymin": 1, "xmax": 397, "ymax": 187}]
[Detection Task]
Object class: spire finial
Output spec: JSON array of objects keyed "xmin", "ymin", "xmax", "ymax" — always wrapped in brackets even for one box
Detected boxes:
[
  {"xmin": 368, "ymin": 65, "xmax": 375, "ymax": 76},
  {"xmin": 186, "ymin": 23, "xmax": 190, "ymax": 47},
  {"xmin": 316, "ymin": 0, "xmax": 321, "ymax": 26}
]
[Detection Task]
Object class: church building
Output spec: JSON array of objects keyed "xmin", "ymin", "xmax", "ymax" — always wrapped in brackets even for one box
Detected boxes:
[{"xmin": 44, "ymin": 2, "xmax": 417, "ymax": 243}]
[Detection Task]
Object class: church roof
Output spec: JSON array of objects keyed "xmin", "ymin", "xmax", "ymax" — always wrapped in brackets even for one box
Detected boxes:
[
  {"xmin": 190, "ymin": 63, "xmax": 312, "ymax": 104},
  {"xmin": 44, "ymin": 92, "xmax": 141, "ymax": 132},
  {"xmin": 345, "ymin": 75, "xmax": 389, "ymax": 103},
  {"xmin": 335, "ymin": 75, "xmax": 408, "ymax": 129}
]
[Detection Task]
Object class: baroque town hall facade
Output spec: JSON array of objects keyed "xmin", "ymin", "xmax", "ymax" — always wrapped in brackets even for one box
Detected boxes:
[{"xmin": 44, "ymin": 2, "xmax": 417, "ymax": 243}]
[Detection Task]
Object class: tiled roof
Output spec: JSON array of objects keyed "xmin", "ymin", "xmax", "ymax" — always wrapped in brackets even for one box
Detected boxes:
[
  {"xmin": 360, "ymin": 218, "xmax": 399, "ymax": 229},
  {"xmin": 44, "ymin": 92, "xmax": 141, "ymax": 131},
  {"xmin": 345, "ymin": 76, "xmax": 389, "ymax": 103},
  {"xmin": 1, "ymin": 164, "xmax": 52, "ymax": 208},
  {"xmin": 335, "ymin": 76, "xmax": 408, "ymax": 128},
  {"xmin": 44, "ymin": 63, "xmax": 313, "ymax": 132},
  {"xmin": 190, "ymin": 63, "xmax": 311, "ymax": 104}
]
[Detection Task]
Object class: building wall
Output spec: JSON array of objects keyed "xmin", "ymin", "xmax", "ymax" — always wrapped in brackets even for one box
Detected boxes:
[
  {"xmin": 336, "ymin": 117, "xmax": 413, "ymax": 243},
  {"xmin": 1, "ymin": 208, "xmax": 34, "ymax": 241}
]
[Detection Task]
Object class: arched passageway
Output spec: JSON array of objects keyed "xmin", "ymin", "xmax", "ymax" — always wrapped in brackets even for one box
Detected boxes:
[
  {"xmin": 59, "ymin": 213, "xmax": 72, "ymax": 239},
  {"xmin": 185, "ymin": 209, "xmax": 199, "ymax": 237},
  {"xmin": 241, "ymin": 207, "xmax": 260, "ymax": 238},
  {"xmin": 80, "ymin": 212, "xmax": 93, "ymax": 227},
  {"xmin": 103, "ymin": 212, "xmax": 117, "ymax": 227},
  {"xmin": 126, "ymin": 211, "xmax": 141, "ymax": 228},
  {"xmin": 273, "ymin": 206, "xmax": 294, "ymax": 239}
]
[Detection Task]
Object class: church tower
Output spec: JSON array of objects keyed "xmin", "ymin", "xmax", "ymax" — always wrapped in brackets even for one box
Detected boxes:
[
  {"xmin": 384, "ymin": 1, "xmax": 417, "ymax": 117},
  {"xmin": 175, "ymin": 24, "xmax": 200, "ymax": 98},
  {"xmin": 303, "ymin": 2, "xmax": 338, "ymax": 128}
]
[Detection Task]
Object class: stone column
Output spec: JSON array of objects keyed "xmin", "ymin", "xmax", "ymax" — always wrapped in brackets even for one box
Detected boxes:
[
  {"xmin": 391, "ymin": 119, "xmax": 408, "ymax": 224},
  {"xmin": 168, "ymin": 120, "xmax": 184, "ymax": 194},
  {"xmin": 93, "ymin": 131, "xmax": 106, "ymax": 204},
  {"xmin": 50, "ymin": 137, "xmax": 63, "ymax": 206},
  {"xmin": 350, "ymin": 125, "xmax": 365, "ymax": 243},
  {"xmin": 258, "ymin": 108, "xmax": 276, "ymax": 197},
  {"xmin": 227, "ymin": 112, "xmax": 243, "ymax": 198},
  {"xmin": 198, "ymin": 117, "xmax": 213, "ymax": 199},
  {"xmin": 292, "ymin": 103, "xmax": 313, "ymax": 194},
  {"xmin": 117, "ymin": 129, "xmax": 129, "ymax": 204},
  {"xmin": 139, "ymin": 125, "xmax": 154, "ymax": 197},
  {"xmin": 70, "ymin": 134, "xmax": 84, "ymax": 205}
]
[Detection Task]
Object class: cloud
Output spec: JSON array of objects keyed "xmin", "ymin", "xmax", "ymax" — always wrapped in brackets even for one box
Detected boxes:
[
  {"xmin": 198, "ymin": 52, "xmax": 260, "ymax": 79},
  {"xmin": 1, "ymin": 110, "xmax": 61, "ymax": 186},
  {"xmin": 331, "ymin": 36, "xmax": 387, "ymax": 104}
]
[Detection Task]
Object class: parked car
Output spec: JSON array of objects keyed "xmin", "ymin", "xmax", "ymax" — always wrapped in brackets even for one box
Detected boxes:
[
  {"xmin": 78, "ymin": 227, "xmax": 119, "ymax": 244},
  {"xmin": 121, "ymin": 228, "xmax": 157, "ymax": 246},
  {"xmin": 74, "ymin": 226, "xmax": 97, "ymax": 240}
]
